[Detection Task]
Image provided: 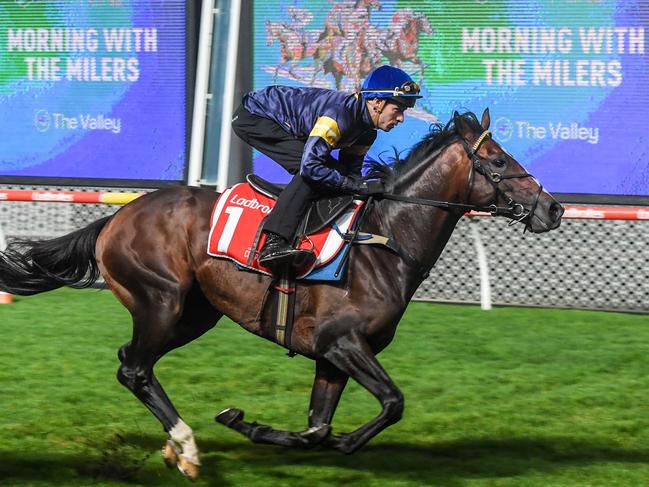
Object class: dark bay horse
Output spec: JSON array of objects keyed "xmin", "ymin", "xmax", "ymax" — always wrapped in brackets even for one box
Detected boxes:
[{"xmin": 0, "ymin": 110, "xmax": 563, "ymax": 480}]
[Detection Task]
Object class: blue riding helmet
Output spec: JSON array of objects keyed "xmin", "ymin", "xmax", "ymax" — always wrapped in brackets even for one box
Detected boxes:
[{"xmin": 360, "ymin": 65, "xmax": 422, "ymax": 108}]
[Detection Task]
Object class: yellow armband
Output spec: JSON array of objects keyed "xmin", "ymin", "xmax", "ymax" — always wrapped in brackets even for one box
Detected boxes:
[{"xmin": 309, "ymin": 116, "xmax": 341, "ymax": 147}]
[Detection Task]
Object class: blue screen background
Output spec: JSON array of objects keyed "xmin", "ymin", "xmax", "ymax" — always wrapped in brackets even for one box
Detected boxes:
[{"xmin": 0, "ymin": 0, "xmax": 186, "ymax": 181}]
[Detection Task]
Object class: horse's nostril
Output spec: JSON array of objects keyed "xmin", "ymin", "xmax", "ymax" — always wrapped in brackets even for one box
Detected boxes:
[{"xmin": 549, "ymin": 203, "xmax": 563, "ymax": 221}]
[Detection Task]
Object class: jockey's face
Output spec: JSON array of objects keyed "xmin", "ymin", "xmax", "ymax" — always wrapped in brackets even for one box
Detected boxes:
[{"xmin": 367, "ymin": 99, "xmax": 407, "ymax": 132}]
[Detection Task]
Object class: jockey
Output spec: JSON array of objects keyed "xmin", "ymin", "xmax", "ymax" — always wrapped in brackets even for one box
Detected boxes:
[{"xmin": 232, "ymin": 64, "xmax": 422, "ymax": 270}]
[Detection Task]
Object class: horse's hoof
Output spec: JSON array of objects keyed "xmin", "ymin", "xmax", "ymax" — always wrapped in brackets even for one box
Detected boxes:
[
  {"xmin": 178, "ymin": 455, "xmax": 200, "ymax": 481},
  {"xmin": 162, "ymin": 440, "xmax": 179, "ymax": 468},
  {"xmin": 324, "ymin": 434, "xmax": 356, "ymax": 454},
  {"xmin": 163, "ymin": 440, "xmax": 200, "ymax": 480},
  {"xmin": 300, "ymin": 424, "xmax": 331, "ymax": 446},
  {"xmin": 215, "ymin": 407, "xmax": 244, "ymax": 427}
]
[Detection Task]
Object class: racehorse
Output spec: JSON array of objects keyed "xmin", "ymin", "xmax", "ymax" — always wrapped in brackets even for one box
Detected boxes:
[
  {"xmin": 380, "ymin": 9, "xmax": 434, "ymax": 82},
  {"xmin": 319, "ymin": 0, "xmax": 383, "ymax": 89},
  {"xmin": 0, "ymin": 110, "xmax": 563, "ymax": 480},
  {"xmin": 323, "ymin": 0, "xmax": 382, "ymax": 38},
  {"xmin": 266, "ymin": 18, "xmax": 337, "ymax": 87},
  {"xmin": 265, "ymin": 20, "xmax": 319, "ymax": 83}
]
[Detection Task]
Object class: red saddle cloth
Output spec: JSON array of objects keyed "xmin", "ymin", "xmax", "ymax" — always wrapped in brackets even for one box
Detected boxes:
[{"xmin": 208, "ymin": 182, "xmax": 363, "ymax": 279}]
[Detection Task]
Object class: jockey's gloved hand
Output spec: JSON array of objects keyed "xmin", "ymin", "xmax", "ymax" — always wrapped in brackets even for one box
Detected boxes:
[
  {"xmin": 357, "ymin": 179, "xmax": 385, "ymax": 196},
  {"xmin": 364, "ymin": 164, "xmax": 393, "ymax": 184},
  {"xmin": 341, "ymin": 176, "xmax": 385, "ymax": 196}
]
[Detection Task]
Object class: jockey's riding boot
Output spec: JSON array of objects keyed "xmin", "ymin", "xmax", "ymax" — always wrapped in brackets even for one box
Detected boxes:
[{"xmin": 258, "ymin": 232, "xmax": 315, "ymax": 270}]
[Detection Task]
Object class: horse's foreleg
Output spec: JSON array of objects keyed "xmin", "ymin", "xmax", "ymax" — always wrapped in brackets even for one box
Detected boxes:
[
  {"xmin": 311, "ymin": 58, "xmax": 321, "ymax": 86},
  {"xmin": 321, "ymin": 334, "xmax": 404, "ymax": 454},
  {"xmin": 215, "ymin": 408, "xmax": 331, "ymax": 448},
  {"xmin": 416, "ymin": 58, "xmax": 427, "ymax": 83},
  {"xmin": 273, "ymin": 63, "xmax": 281, "ymax": 84},
  {"xmin": 287, "ymin": 61, "xmax": 299, "ymax": 80}
]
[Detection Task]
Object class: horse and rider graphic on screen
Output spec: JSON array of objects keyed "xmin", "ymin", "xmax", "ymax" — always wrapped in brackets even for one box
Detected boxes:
[{"xmin": 263, "ymin": 1, "xmax": 433, "ymax": 93}]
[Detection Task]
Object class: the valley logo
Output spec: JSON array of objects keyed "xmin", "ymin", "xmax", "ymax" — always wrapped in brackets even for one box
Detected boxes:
[
  {"xmin": 493, "ymin": 117, "xmax": 514, "ymax": 142},
  {"xmin": 493, "ymin": 117, "xmax": 599, "ymax": 145},
  {"xmin": 34, "ymin": 110, "xmax": 122, "ymax": 134},
  {"xmin": 34, "ymin": 109, "xmax": 52, "ymax": 132}
]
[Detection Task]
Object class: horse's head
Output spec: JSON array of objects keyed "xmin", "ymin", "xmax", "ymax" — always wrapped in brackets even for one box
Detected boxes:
[
  {"xmin": 266, "ymin": 21, "xmax": 288, "ymax": 47},
  {"xmin": 453, "ymin": 109, "xmax": 563, "ymax": 233},
  {"xmin": 415, "ymin": 13, "xmax": 434, "ymax": 36}
]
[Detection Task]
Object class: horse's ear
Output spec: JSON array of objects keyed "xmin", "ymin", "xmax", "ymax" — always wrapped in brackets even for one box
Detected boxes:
[
  {"xmin": 452, "ymin": 111, "xmax": 462, "ymax": 129},
  {"xmin": 453, "ymin": 111, "xmax": 472, "ymax": 140},
  {"xmin": 481, "ymin": 108, "xmax": 490, "ymax": 130}
]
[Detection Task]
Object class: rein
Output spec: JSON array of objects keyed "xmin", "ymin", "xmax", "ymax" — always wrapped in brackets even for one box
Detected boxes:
[
  {"xmin": 381, "ymin": 192, "xmax": 513, "ymax": 215},
  {"xmin": 358, "ymin": 126, "xmax": 544, "ymax": 279},
  {"xmin": 382, "ymin": 129, "xmax": 543, "ymax": 227}
]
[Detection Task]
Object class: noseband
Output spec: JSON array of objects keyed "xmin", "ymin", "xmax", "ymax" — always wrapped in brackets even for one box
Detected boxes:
[{"xmin": 463, "ymin": 130, "xmax": 544, "ymax": 230}]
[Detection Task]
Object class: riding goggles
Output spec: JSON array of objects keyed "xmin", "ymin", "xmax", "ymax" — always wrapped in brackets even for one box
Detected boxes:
[{"xmin": 360, "ymin": 81, "xmax": 423, "ymax": 108}]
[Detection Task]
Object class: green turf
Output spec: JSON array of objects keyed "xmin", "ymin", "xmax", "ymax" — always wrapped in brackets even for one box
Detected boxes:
[{"xmin": 1, "ymin": 288, "xmax": 649, "ymax": 486}]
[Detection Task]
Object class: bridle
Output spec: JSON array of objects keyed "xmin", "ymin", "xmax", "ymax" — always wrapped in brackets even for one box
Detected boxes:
[
  {"xmin": 382, "ymin": 129, "xmax": 544, "ymax": 230},
  {"xmin": 462, "ymin": 130, "xmax": 544, "ymax": 229},
  {"xmin": 359, "ymin": 127, "xmax": 546, "ymax": 278}
]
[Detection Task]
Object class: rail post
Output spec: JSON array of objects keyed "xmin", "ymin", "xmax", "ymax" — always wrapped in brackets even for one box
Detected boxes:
[
  {"xmin": 469, "ymin": 217, "xmax": 492, "ymax": 311},
  {"xmin": 0, "ymin": 222, "xmax": 12, "ymax": 304}
]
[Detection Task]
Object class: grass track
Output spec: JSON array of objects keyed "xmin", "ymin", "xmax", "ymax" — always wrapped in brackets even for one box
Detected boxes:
[{"xmin": 1, "ymin": 288, "xmax": 649, "ymax": 486}]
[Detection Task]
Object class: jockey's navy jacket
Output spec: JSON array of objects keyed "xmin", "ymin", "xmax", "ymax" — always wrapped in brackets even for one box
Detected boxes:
[{"xmin": 243, "ymin": 86, "xmax": 377, "ymax": 189}]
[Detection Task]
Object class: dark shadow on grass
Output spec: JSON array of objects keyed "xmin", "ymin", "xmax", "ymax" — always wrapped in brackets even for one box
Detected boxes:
[
  {"xmin": 5, "ymin": 434, "xmax": 649, "ymax": 486},
  {"xmin": 0, "ymin": 433, "xmax": 228, "ymax": 486},
  {"xmin": 199, "ymin": 434, "xmax": 649, "ymax": 485},
  {"xmin": 0, "ymin": 454, "xmax": 174, "ymax": 486}
]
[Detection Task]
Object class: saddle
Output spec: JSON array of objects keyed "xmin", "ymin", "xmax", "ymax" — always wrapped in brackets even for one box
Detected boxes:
[
  {"xmin": 208, "ymin": 176, "xmax": 365, "ymax": 280},
  {"xmin": 246, "ymin": 174, "xmax": 353, "ymax": 236}
]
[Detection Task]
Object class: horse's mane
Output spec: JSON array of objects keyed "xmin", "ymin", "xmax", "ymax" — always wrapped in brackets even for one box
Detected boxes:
[
  {"xmin": 405, "ymin": 111, "xmax": 482, "ymax": 168},
  {"xmin": 365, "ymin": 111, "xmax": 482, "ymax": 181}
]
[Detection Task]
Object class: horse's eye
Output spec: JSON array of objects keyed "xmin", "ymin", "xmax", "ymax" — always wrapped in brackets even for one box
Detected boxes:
[{"xmin": 493, "ymin": 158, "xmax": 507, "ymax": 168}]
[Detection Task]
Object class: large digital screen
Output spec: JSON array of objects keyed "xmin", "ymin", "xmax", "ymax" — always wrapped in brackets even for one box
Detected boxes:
[
  {"xmin": 0, "ymin": 0, "xmax": 186, "ymax": 184},
  {"xmin": 252, "ymin": 0, "xmax": 649, "ymax": 202}
]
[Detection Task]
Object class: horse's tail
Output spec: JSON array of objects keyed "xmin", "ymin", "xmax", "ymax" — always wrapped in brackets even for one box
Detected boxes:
[{"xmin": 0, "ymin": 215, "xmax": 111, "ymax": 296}]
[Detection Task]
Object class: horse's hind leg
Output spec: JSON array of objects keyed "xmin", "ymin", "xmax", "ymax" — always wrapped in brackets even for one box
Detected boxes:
[
  {"xmin": 215, "ymin": 359, "xmax": 346, "ymax": 448},
  {"xmin": 117, "ymin": 286, "xmax": 221, "ymax": 479}
]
